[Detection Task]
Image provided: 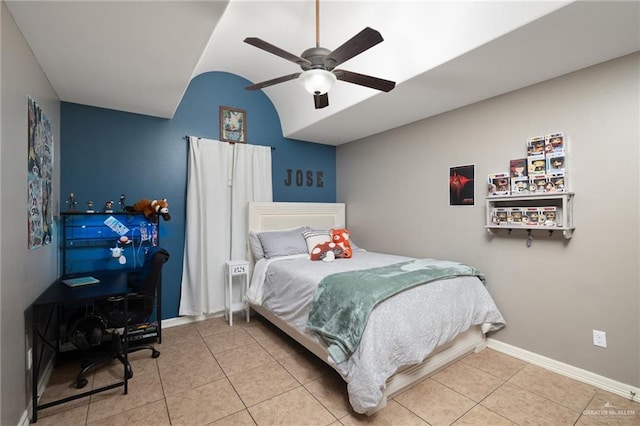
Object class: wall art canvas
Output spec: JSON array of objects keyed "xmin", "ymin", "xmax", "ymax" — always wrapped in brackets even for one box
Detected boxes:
[
  {"xmin": 449, "ymin": 164, "xmax": 475, "ymax": 206},
  {"xmin": 220, "ymin": 106, "xmax": 246, "ymax": 143},
  {"xmin": 27, "ymin": 96, "xmax": 54, "ymax": 249}
]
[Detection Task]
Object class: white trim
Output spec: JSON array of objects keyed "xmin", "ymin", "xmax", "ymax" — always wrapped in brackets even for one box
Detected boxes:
[
  {"xmin": 487, "ymin": 338, "xmax": 639, "ymax": 402},
  {"xmin": 22, "ymin": 356, "xmax": 55, "ymax": 425},
  {"xmin": 161, "ymin": 311, "xmax": 224, "ymax": 329},
  {"xmin": 18, "ymin": 411, "xmax": 30, "ymax": 426}
]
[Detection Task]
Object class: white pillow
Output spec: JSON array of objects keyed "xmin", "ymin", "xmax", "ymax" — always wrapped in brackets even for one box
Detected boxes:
[{"xmin": 302, "ymin": 229, "xmax": 331, "ymax": 253}]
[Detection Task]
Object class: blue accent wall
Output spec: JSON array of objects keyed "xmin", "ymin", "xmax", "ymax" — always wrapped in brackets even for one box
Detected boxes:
[{"xmin": 61, "ymin": 71, "xmax": 336, "ymax": 319}]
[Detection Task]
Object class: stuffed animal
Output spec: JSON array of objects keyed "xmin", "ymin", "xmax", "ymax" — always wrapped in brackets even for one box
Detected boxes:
[
  {"xmin": 309, "ymin": 228, "xmax": 352, "ymax": 261},
  {"xmin": 310, "ymin": 241, "xmax": 343, "ymax": 262},
  {"xmin": 330, "ymin": 228, "xmax": 352, "ymax": 258},
  {"xmin": 126, "ymin": 199, "xmax": 171, "ymax": 222}
]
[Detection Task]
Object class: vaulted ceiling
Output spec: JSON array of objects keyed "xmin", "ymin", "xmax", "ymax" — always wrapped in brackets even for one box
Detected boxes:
[{"xmin": 6, "ymin": 1, "xmax": 639, "ymax": 146}]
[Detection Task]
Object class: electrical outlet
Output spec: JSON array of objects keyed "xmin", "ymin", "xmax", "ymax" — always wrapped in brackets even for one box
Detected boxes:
[{"xmin": 593, "ymin": 330, "xmax": 607, "ymax": 348}]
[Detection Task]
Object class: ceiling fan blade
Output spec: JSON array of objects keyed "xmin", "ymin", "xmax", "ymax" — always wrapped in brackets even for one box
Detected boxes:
[
  {"xmin": 244, "ymin": 37, "xmax": 311, "ymax": 67},
  {"xmin": 323, "ymin": 27, "xmax": 384, "ymax": 70},
  {"xmin": 245, "ymin": 73, "xmax": 301, "ymax": 91},
  {"xmin": 333, "ymin": 69, "xmax": 396, "ymax": 92},
  {"xmin": 314, "ymin": 93, "xmax": 329, "ymax": 109}
]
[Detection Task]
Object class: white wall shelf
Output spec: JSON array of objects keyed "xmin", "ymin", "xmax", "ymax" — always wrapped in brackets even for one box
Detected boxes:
[{"xmin": 486, "ymin": 192, "xmax": 575, "ymax": 239}]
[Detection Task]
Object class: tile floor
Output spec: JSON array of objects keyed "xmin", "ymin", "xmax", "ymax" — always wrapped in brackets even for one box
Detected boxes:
[{"xmin": 35, "ymin": 315, "xmax": 639, "ymax": 425}]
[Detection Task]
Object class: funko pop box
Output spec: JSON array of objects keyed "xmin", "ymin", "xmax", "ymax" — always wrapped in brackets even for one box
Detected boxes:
[
  {"xmin": 492, "ymin": 208, "xmax": 509, "ymax": 225},
  {"xmin": 540, "ymin": 206, "xmax": 562, "ymax": 227},
  {"xmin": 487, "ymin": 172, "xmax": 510, "ymax": 196}
]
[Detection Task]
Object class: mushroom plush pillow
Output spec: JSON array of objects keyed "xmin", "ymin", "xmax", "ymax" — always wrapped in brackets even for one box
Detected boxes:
[{"xmin": 309, "ymin": 240, "xmax": 344, "ymax": 262}]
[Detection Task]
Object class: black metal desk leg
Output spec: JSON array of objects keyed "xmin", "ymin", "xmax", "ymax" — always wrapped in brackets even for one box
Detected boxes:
[
  {"xmin": 124, "ymin": 295, "xmax": 129, "ymax": 395},
  {"xmin": 32, "ymin": 307, "xmax": 38, "ymax": 422}
]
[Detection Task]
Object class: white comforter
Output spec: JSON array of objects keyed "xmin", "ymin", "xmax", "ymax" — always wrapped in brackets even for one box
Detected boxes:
[{"xmin": 245, "ymin": 251, "xmax": 505, "ymax": 413}]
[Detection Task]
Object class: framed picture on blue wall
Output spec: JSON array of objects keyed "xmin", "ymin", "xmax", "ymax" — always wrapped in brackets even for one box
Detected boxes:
[{"xmin": 220, "ymin": 106, "xmax": 246, "ymax": 143}]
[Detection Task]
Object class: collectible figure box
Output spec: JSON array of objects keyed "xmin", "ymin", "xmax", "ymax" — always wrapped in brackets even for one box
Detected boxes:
[
  {"xmin": 545, "ymin": 132, "xmax": 564, "ymax": 154},
  {"xmin": 546, "ymin": 173, "xmax": 567, "ymax": 193},
  {"xmin": 529, "ymin": 174, "xmax": 547, "ymax": 194},
  {"xmin": 510, "ymin": 158, "xmax": 527, "ymax": 177},
  {"xmin": 546, "ymin": 151, "xmax": 566, "ymax": 174},
  {"xmin": 511, "ymin": 176, "xmax": 529, "ymax": 194},
  {"xmin": 509, "ymin": 208, "xmax": 525, "ymax": 226},
  {"xmin": 527, "ymin": 136, "xmax": 545, "ymax": 156},
  {"xmin": 540, "ymin": 206, "xmax": 561, "ymax": 227},
  {"xmin": 524, "ymin": 207, "xmax": 542, "ymax": 226},
  {"xmin": 487, "ymin": 173, "xmax": 510, "ymax": 196},
  {"xmin": 527, "ymin": 155, "xmax": 546, "ymax": 175},
  {"xmin": 492, "ymin": 208, "xmax": 509, "ymax": 225}
]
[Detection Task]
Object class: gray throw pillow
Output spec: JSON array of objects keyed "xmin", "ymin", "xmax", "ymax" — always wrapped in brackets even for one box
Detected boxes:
[
  {"xmin": 256, "ymin": 227, "xmax": 308, "ymax": 259},
  {"xmin": 248, "ymin": 231, "xmax": 265, "ymax": 260}
]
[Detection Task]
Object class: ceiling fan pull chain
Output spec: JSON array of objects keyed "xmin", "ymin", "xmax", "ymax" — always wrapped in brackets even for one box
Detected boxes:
[{"xmin": 316, "ymin": 0, "xmax": 320, "ymax": 48}]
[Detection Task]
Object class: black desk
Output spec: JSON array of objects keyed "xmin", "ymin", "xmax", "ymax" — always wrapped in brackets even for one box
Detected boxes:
[{"xmin": 31, "ymin": 270, "xmax": 133, "ymax": 423}]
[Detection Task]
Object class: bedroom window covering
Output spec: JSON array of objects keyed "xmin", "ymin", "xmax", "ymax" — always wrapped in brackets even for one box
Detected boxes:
[{"xmin": 179, "ymin": 136, "xmax": 272, "ymax": 316}]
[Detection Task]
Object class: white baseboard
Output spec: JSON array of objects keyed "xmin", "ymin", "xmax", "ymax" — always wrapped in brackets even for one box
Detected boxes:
[
  {"xmin": 21, "ymin": 356, "xmax": 55, "ymax": 425},
  {"xmin": 487, "ymin": 338, "xmax": 639, "ymax": 402},
  {"xmin": 161, "ymin": 311, "xmax": 224, "ymax": 329}
]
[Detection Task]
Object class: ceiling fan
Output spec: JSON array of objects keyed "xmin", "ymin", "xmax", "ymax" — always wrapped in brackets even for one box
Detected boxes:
[{"xmin": 244, "ymin": 0, "xmax": 396, "ymax": 109}]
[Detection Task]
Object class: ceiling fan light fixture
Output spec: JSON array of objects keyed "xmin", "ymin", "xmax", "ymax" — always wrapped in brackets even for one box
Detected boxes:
[{"xmin": 300, "ymin": 69, "xmax": 336, "ymax": 95}]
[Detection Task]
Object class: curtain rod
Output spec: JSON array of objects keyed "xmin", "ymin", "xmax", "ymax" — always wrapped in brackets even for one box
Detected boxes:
[{"xmin": 183, "ymin": 135, "xmax": 275, "ymax": 150}]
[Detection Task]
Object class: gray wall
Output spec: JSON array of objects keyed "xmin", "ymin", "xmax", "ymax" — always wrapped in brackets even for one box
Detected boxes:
[
  {"xmin": 337, "ymin": 53, "xmax": 639, "ymax": 387},
  {"xmin": 1, "ymin": 3, "xmax": 61, "ymax": 424}
]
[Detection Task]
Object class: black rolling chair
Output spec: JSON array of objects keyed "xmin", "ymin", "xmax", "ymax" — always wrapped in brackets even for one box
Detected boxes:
[{"xmin": 70, "ymin": 248, "xmax": 169, "ymax": 388}]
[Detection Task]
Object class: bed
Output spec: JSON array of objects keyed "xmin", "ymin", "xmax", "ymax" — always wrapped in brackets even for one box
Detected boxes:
[{"xmin": 245, "ymin": 202, "xmax": 505, "ymax": 415}]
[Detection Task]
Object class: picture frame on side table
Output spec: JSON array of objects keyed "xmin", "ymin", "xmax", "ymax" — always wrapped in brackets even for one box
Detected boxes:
[{"xmin": 220, "ymin": 106, "xmax": 246, "ymax": 143}]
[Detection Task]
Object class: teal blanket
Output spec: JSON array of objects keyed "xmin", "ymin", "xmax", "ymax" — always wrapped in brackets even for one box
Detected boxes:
[{"xmin": 307, "ymin": 258, "xmax": 484, "ymax": 364}]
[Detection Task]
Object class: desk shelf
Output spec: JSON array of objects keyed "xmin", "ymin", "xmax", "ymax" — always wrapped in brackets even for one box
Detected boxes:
[{"xmin": 61, "ymin": 212, "xmax": 159, "ymax": 275}]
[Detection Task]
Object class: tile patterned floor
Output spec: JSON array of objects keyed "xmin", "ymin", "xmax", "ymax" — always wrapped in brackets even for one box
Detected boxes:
[{"xmin": 35, "ymin": 315, "xmax": 640, "ymax": 425}]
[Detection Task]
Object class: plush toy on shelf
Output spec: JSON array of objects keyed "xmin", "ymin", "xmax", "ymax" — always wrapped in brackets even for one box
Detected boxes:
[{"xmin": 125, "ymin": 198, "xmax": 171, "ymax": 223}]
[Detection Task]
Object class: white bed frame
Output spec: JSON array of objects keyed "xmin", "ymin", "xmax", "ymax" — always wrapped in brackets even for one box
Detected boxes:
[{"xmin": 247, "ymin": 202, "xmax": 486, "ymax": 415}]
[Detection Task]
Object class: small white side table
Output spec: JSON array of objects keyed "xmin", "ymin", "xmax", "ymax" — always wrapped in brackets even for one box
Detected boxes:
[{"xmin": 224, "ymin": 260, "xmax": 250, "ymax": 326}]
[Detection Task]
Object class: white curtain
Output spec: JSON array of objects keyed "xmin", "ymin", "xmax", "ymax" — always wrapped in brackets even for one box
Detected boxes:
[{"xmin": 179, "ymin": 137, "xmax": 272, "ymax": 316}]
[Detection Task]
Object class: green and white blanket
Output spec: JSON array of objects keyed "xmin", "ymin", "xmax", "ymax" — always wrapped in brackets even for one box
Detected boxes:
[{"xmin": 307, "ymin": 258, "xmax": 485, "ymax": 363}]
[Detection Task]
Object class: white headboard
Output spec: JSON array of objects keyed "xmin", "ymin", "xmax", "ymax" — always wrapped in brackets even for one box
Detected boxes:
[
  {"xmin": 248, "ymin": 202, "xmax": 345, "ymax": 232},
  {"xmin": 247, "ymin": 202, "xmax": 346, "ymax": 264}
]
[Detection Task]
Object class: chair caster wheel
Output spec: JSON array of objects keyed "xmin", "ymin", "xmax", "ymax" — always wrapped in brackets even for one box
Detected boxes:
[
  {"xmin": 76, "ymin": 378, "xmax": 88, "ymax": 389},
  {"xmin": 151, "ymin": 350, "xmax": 160, "ymax": 358},
  {"xmin": 125, "ymin": 365, "xmax": 133, "ymax": 379}
]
